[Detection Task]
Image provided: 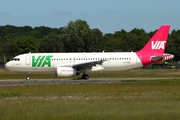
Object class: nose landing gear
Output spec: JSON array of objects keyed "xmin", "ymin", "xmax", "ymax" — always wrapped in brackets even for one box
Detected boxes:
[{"xmin": 26, "ymin": 72, "xmax": 30, "ymax": 80}]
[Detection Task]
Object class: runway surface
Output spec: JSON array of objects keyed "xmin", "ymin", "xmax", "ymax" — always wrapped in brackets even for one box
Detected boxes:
[{"xmin": 0, "ymin": 77, "xmax": 177, "ymax": 86}]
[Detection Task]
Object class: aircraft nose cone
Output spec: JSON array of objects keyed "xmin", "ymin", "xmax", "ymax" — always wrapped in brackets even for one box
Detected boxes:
[
  {"xmin": 5, "ymin": 62, "xmax": 9, "ymax": 68},
  {"xmin": 5, "ymin": 62, "xmax": 12, "ymax": 69}
]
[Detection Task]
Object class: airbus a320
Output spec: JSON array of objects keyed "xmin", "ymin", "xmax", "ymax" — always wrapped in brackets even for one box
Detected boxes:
[{"xmin": 6, "ymin": 25, "xmax": 174, "ymax": 80}]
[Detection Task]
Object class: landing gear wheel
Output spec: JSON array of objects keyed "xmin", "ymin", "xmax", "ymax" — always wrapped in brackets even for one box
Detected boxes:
[
  {"xmin": 82, "ymin": 74, "xmax": 89, "ymax": 80},
  {"xmin": 26, "ymin": 72, "xmax": 30, "ymax": 80},
  {"xmin": 26, "ymin": 77, "xmax": 30, "ymax": 80}
]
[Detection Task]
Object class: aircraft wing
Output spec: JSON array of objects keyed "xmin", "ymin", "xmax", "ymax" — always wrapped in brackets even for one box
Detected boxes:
[
  {"xmin": 58, "ymin": 60, "xmax": 105, "ymax": 70},
  {"xmin": 151, "ymin": 53, "xmax": 174, "ymax": 61}
]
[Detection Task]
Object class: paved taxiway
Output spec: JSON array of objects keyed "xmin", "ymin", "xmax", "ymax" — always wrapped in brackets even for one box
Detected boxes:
[{"xmin": 0, "ymin": 77, "xmax": 177, "ymax": 86}]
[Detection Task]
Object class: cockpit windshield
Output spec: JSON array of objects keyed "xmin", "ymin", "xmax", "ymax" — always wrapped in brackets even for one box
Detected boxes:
[{"xmin": 12, "ymin": 58, "xmax": 20, "ymax": 61}]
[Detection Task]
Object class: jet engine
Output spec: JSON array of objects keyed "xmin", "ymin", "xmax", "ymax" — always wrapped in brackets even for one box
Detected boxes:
[{"xmin": 55, "ymin": 67, "xmax": 77, "ymax": 77}]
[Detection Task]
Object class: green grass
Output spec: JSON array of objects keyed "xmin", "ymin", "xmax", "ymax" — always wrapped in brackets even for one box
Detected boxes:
[
  {"xmin": 0, "ymin": 80, "xmax": 180, "ymax": 120},
  {"xmin": 1, "ymin": 69, "xmax": 180, "ymax": 119},
  {"xmin": 1, "ymin": 68, "xmax": 180, "ymax": 80}
]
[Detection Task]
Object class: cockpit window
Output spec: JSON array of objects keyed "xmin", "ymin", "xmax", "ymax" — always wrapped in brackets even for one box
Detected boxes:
[{"xmin": 12, "ymin": 58, "xmax": 20, "ymax": 61}]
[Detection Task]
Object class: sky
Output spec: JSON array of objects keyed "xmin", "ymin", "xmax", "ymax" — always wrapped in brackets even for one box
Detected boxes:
[{"xmin": 0, "ymin": 0, "xmax": 180, "ymax": 34}]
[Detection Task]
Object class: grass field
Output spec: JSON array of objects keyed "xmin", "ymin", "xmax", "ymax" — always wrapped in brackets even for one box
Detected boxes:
[
  {"xmin": 1, "ymin": 68, "xmax": 180, "ymax": 80},
  {"xmin": 0, "ymin": 69, "xmax": 180, "ymax": 120}
]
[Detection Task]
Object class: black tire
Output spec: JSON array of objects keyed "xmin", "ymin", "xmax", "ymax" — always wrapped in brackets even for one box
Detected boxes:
[{"xmin": 82, "ymin": 74, "xmax": 89, "ymax": 80}]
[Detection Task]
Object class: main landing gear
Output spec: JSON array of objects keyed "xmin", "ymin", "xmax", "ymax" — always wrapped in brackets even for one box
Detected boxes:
[
  {"xmin": 26, "ymin": 72, "xmax": 30, "ymax": 80},
  {"xmin": 80, "ymin": 68, "xmax": 89, "ymax": 80},
  {"xmin": 82, "ymin": 74, "xmax": 89, "ymax": 80}
]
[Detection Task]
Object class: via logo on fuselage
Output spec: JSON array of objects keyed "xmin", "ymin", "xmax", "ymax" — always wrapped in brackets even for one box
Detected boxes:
[
  {"xmin": 32, "ymin": 55, "xmax": 53, "ymax": 67},
  {"xmin": 151, "ymin": 41, "xmax": 166, "ymax": 50}
]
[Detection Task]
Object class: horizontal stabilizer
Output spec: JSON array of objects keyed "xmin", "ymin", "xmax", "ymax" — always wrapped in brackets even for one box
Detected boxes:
[{"xmin": 151, "ymin": 53, "xmax": 174, "ymax": 61}]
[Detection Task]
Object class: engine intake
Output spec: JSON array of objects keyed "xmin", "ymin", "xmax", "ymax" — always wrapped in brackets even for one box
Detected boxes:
[{"xmin": 55, "ymin": 67, "xmax": 76, "ymax": 77}]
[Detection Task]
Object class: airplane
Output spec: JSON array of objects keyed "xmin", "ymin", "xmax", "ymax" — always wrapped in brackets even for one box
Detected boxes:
[{"xmin": 5, "ymin": 25, "xmax": 174, "ymax": 80}]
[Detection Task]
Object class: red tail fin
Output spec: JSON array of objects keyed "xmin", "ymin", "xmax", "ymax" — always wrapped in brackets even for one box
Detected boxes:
[
  {"xmin": 136, "ymin": 25, "xmax": 171, "ymax": 66},
  {"xmin": 137, "ymin": 25, "xmax": 170, "ymax": 54}
]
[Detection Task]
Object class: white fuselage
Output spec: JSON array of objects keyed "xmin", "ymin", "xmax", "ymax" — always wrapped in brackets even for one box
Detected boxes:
[{"xmin": 6, "ymin": 52, "xmax": 143, "ymax": 72}]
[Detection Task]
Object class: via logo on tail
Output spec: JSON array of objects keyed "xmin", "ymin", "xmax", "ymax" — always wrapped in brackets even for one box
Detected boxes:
[{"xmin": 151, "ymin": 41, "xmax": 166, "ymax": 50}]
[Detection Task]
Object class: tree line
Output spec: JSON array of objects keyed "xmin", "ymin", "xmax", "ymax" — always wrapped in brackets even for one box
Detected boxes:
[{"xmin": 0, "ymin": 19, "xmax": 179, "ymax": 64}]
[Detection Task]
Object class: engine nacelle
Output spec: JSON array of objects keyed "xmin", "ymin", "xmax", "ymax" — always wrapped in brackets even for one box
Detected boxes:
[{"xmin": 55, "ymin": 67, "xmax": 76, "ymax": 77}]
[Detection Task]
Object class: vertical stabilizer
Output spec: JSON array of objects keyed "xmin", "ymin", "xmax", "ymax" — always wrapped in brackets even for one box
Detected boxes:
[
  {"xmin": 136, "ymin": 25, "xmax": 172, "ymax": 66},
  {"xmin": 137, "ymin": 25, "xmax": 170, "ymax": 54}
]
